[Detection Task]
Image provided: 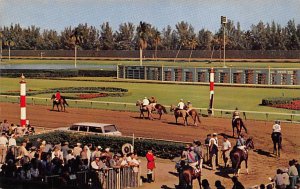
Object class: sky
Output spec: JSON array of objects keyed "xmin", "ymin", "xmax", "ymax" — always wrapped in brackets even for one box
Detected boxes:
[{"xmin": 0, "ymin": 0, "xmax": 299, "ymax": 33}]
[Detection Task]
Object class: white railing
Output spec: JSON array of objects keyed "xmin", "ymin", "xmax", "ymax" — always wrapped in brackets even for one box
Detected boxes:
[{"xmin": 1, "ymin": 95, "xmax": 299, "ymax": 123}]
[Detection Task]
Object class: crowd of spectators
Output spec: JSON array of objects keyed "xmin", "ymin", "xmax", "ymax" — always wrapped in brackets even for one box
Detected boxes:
[{"xmin": 0, "ymin": 120, "xmax": 141, "ymax": 188}]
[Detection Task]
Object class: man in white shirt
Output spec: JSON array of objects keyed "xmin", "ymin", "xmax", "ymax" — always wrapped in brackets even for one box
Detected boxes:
[
  {"xmin": 209, "ymin": 133, "xmax": 218, "ymax": 171},
  {"xmin": 177, "ymin": 99, "xmax": 185, "ymax": 110},
  {"xmin": 142, "ymin": 97, "xmax": 150, "ymax": 106},
  {"xmin": 0, "ymin": 132, "xmax": 8, "ymax": 164},
  {"xmin": 8, "ymin": 134, "xmax": 17, "ymax": 147},
  {"xmin": 272, "ymin": 120, "xmax": 282, "ymax": 154},
  {"xmin": 222, "ymin": 136, "xmax": 231, "ymax": 167}
]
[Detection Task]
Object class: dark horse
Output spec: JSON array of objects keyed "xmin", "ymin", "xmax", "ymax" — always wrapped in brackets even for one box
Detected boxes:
[
  {"xmin": 170, "ymin": 105, "xmax": 188, "ymax": 126},
  {"xmin": 51, "ymin": 94, "xmax": 68, "ymax": 112},
  {"xmin": 230, "ymin": 138, "xmax": 254, "ymax": 176},
  {"xmin": 153, "ymin": 103, "xmax": 168, "ymax": 120},
  {"xmin": 271, "ymin": 132, "xmax": 282, "ymax": 157},
  {"xmin": 232, "ymin": 118, "xmax": 247, "ymax": 138},
  {"xmin": 177, "ymin": 161, "xmax": 201, "ymax": 189}
]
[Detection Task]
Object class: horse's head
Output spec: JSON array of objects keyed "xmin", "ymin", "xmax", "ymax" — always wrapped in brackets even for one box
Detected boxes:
[
  {"xmin": 170, "ymin": 105, "xmax": 175, "ymax": 112},
  {"xmin": 246, "ymin": 137, "xmax": 254, "ymax": 150},
  {"xmin": 136, "ymin": 100, "xmax": 142, "ymax": 106},
  {"xmin": 51, "ymin": 94, "xmax": 55, "ymax": 100}
]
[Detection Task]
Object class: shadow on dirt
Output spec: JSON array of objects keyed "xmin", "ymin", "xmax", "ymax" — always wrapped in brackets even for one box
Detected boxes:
[{"xmin": 253, "ymin": 149, "xmax": 273, "ymax": 157}]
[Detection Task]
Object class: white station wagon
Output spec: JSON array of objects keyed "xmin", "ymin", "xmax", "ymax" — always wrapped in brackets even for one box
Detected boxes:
[{"xmin": 57, "ymin": 122, "xmax": 122, "ymax": 136}]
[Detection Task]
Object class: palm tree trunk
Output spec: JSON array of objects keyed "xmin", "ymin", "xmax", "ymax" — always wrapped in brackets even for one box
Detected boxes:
[
  {"xmin": 174, "ymin": 44, "xmax": 182, "ymax": 63},
  {"xmin": 189, "ymin": 48, "xmax": 193, "ymax": 63},
  {"xmin": 8, "ymin": 46, "xmax": 11, "ymax": 61},
  {"xmin": 155, "ymin": 44, "xmax": 158, "ymax": 62},
  {"xmin": 139, "ymin": 47, "xmax": 143, "ymax": 66}
]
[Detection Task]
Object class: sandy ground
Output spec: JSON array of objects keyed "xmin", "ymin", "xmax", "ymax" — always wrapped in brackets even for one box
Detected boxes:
[{"xmin": 0, "ymin": 102, "xmax": 299, "ymax": 188}]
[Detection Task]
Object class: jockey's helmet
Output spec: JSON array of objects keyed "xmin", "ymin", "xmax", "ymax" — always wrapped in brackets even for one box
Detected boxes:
[
  {"xmin": 144, "ymin": 97, "xmax": 147, "ymax": 99},
  {"xmin": 275, "ymin": 120, "xmax": 280, "ymax": 124},
  {"xmin": 180, "ymin": 99, "xmax": 183, "ymax": 102},
  {"xmin": 235, "ymin": 107, "xmax": 238, "ymax": 110}
]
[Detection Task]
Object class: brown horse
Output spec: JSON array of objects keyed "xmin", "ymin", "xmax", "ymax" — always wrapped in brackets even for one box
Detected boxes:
[
  {"xmin": 153, "ymin": 103, "xmax": 168, "ymax": 120},
  {"xmin": 51, "ymin": 94, "xmax": 68, "ymax": 112},
  {"xmin": 230, "ymin": 138, "xmax": 254, "ymax": 176},
  {"xmin": 136, "ymin": 100, "xmax": 154, "ymax": 120},
  {"xmin": 182, "ymin": 165, "xmax": 201, "ymax": 189},
  {"xmin": 186, "ymin": 108, "xmax": 201, "ymax": 126},
  {"xmin": 232, "ymin": 118, "xmax": 247, "ymax": 138},
  {"xmin": 170, "ymin": 105, "xmax": 188, "ymax": 126}
]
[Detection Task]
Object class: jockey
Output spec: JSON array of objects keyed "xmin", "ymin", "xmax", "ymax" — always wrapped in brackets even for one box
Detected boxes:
[
  {"xmin": 236, "ymin": 134, "xmax": 246, "ymax": 152},
  {"xmin": 55, "ymin": 90, "xmax": 61, "ymax": 102},
  {"xmin": 177, "ymin": 99, "xmax": 185, "ymax": 110},
  {"xmin": 193, "ymin": 140, "xmax": 203, "ymax": 172},
  {"xmin": 232, "ymin": 107, "xmax": 240, "ymax": 123},
  {"xmin": 272, "ymin": 120, "xmax": 282, "ymax": 138},
  {"xmin": 186, "ymin": 101, "xmax": 193, "ymax": 114},
  {"xmin": 142, "ymin": 97, "xmax": 150, "ymax": 107},
  {"xmin": 149, "ymin": 96, "xmax": 157, "ymax": 109},
  {"xmin": 187, "ymin": 147, "xmax": 200, "ymax": 173}
]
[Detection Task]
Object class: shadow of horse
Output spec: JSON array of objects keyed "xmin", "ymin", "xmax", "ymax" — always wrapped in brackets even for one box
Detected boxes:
[
  {"xmin": 253, "ymin": 149, "xmax": 273, "ymax": 157},
  {"xmin": 161, "ymin": 185, "xmax": 176, "ymax": 189}
]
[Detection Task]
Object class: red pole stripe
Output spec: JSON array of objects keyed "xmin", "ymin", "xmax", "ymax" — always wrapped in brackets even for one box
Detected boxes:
[{"xmin": 20, "ymin": 96, "xmax": 26, "ymax": 107}]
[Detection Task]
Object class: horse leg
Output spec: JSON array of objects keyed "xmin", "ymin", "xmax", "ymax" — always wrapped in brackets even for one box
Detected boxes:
[
  {"xmin": 197, "ymin": 175, "xmax": 202, "ymax": 189},
  {"xmin": 232, "ymin": 126, "xmax": 235, "ymax": 138},
  {"xmin": 158, "ymin": 110, "xmax": 162, "ymax": 120}
]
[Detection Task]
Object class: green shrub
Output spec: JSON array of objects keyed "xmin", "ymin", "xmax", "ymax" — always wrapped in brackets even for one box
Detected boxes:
[
  {"xmin": 261, "ymin": 97, "xmax": 300, "ymax": 106},
  {"xmin": 17, "ymin": 131, "xmax": 185, "ymax": 159}
]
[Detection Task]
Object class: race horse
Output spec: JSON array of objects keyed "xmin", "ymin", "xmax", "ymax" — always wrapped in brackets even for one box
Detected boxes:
[
  {"xmin": 136, "ymin": 100, "xmax": 154, "ymax": 120},
  {"xmin": 271, "ymin": 132, "xmax": 282, "ymax": 157},
  {"xmin": 232, "ymin": 118, "xmax": 247, "ymax": 138},
  {"xmin": 51, "ymin": 94, "xmax": 68, "ymax": 112},
  {"xmin": 136, "ymin": 100, "xmax": 168, "ymax": 120},
  {"xmin": 170, "ymin": 105, "xmax": 188, "ymax": 126},
  {"xmin": 185, "ymin": 108, "xmax": 201, "ymax": 126},
  {"xmin": 230, "ymin": 137, "xmax": 254, "ymax": 176},
  {"xmin": 177, "ymin": 160, "xmax": 201, "ymax": 189}
]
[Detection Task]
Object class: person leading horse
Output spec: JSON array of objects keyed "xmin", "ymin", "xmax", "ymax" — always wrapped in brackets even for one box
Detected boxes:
[{"xmin": 271, "ymin": 120, "xmax": 282, "ymax": 157}]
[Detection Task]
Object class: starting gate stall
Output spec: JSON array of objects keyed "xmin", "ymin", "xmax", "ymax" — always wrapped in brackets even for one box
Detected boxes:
[{"xmin": 117, "ymin": 65, "xmax": 300, "ymax": 85}]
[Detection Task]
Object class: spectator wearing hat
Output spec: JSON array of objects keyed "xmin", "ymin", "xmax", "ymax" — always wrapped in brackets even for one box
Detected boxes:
[
  {"xmin": 80, "ymin": 146, "xmax": 89, "ymax": 168},
  {"xmin": 73, "ymin": 143, "xmax": 82, "ymax": 157},
  {"xmin": 209, "ymin": 133, "xmax": 219, "ymax": 170},
  {"xmin": 193, "ymin": 140, "xmax": 203, "ymax": 172},
  {"xmin": 272, "ymin": 169, "xmax": 285, "ymax": 189},
  {"xmin": 92, "ymin": 146, "xmax": 102, "ymax": 160},
  {"xmin": 0, "ymin": 132, "xmax": 8, "ymax": 164},
  {"xmin": 281, "ymin": 168, "xmax": 290, "ymax": 187},
  {"xmin": 204, "ymin": 134, "xmax": 211, "ymax": 163},
  {"xmin": 222, "ymin": 136, "xmax": 231, "ymax": 167},
  {"xmin": 61, "ymin": 142, "xmax": 70, "ymax": 161}
]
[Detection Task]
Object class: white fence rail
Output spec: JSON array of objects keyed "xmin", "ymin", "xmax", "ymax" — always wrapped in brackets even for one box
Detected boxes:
[{"xmin": 1, "ymin": 95, "xmax": 299, "ymax": 123}]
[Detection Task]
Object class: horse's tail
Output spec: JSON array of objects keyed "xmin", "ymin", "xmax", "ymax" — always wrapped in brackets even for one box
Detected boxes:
[
  {"xmin": 183, "ymin": 170, "xmax": 192, "ymax": 187},
  {"xmin": 161, "ymin": 105, "xmax": 167, "ymax": 114},
  {"xmin": 62, "ymin": 97, "xmax": 69, "ymax": 106}
]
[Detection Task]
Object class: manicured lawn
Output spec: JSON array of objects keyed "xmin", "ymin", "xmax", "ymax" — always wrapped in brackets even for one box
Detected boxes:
[{"xmin": 1, "ymin": 77, "xmax": 299, "ymax": 115}]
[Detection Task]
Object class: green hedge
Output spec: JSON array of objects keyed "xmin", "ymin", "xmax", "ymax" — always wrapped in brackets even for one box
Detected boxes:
[
  {"xmin": 261, "ymin": 97, "xmax": 300, "ymax": 105},
  {"xmin": 17, "ymin": 131, "xmax": 185, "ymax": 159}
]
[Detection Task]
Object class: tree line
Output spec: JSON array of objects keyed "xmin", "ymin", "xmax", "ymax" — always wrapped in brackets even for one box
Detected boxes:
[{"xmin": 1, "ymin": 19, "xmax": 300, "ymax": 51}]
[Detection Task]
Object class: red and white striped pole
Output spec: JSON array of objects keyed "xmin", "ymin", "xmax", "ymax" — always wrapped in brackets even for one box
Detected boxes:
[
  {"xmin": 20, "ymin": 74, "xmax": 26, "ymax": 127},
  {"xmin": 209, "ymin": 68, "xmax": 214, "ymax": 116}
]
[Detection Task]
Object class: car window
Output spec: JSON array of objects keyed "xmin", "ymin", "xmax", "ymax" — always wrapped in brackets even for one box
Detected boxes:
[
  {"xmin": 89, "ymin": 126, "xmax": 103, "ymax": 133},
  {"xmin": 103, "ymin": 125, "xmax": 117, "ymax": 133},
  {"xmin": 79, "ymin": 126, "xmax": 88, "ymax": 132},
  {"xmin": 70, "ymin": 125, "xmax": 79, "ymax": 131}
]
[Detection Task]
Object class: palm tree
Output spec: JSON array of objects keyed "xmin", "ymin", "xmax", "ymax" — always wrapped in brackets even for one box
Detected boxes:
[
  {"xmin": 0, "ymin": 32, "xmax": 3, "ymax": 62},
  {"xmin": 4, "ymin": 33, "xmax": 15, "ymax": 61},
  {"xmin": 137, "ymin": 21, "xmax": 150, "ymax": 66},
  {"xmin": 188, "ymin": 37, "xmax": 198, "ymax": 63},
  {"xmin": 70, "ymin": 28, "xmax": 83, "ymax": 68},
  {"xmin": 153, "ymin": 30, "xmax": 161, "ymax": 61}
]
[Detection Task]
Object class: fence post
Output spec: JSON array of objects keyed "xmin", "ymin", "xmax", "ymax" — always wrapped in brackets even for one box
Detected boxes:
[
  {"xmin": 266, "ymin": 113, "xmax": 269, "ymax": 122},
  {"xmin": 32, "ymin": 97, "xmax": 34, "ymax": 105},
  {"xmin": 221, "ymin": 110, "xmax": 223, "ymax": 117}
]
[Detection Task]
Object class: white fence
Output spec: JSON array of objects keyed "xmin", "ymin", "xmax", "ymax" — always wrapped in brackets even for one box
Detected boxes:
[{"xmin": 1, "ymin": 95, "xmax": 299, "ymax": 123}]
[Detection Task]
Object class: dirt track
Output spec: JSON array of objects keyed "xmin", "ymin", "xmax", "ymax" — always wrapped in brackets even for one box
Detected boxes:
[{"xmin": 1, "ymin": 102, "xmax": 299, "ymax": 188}]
